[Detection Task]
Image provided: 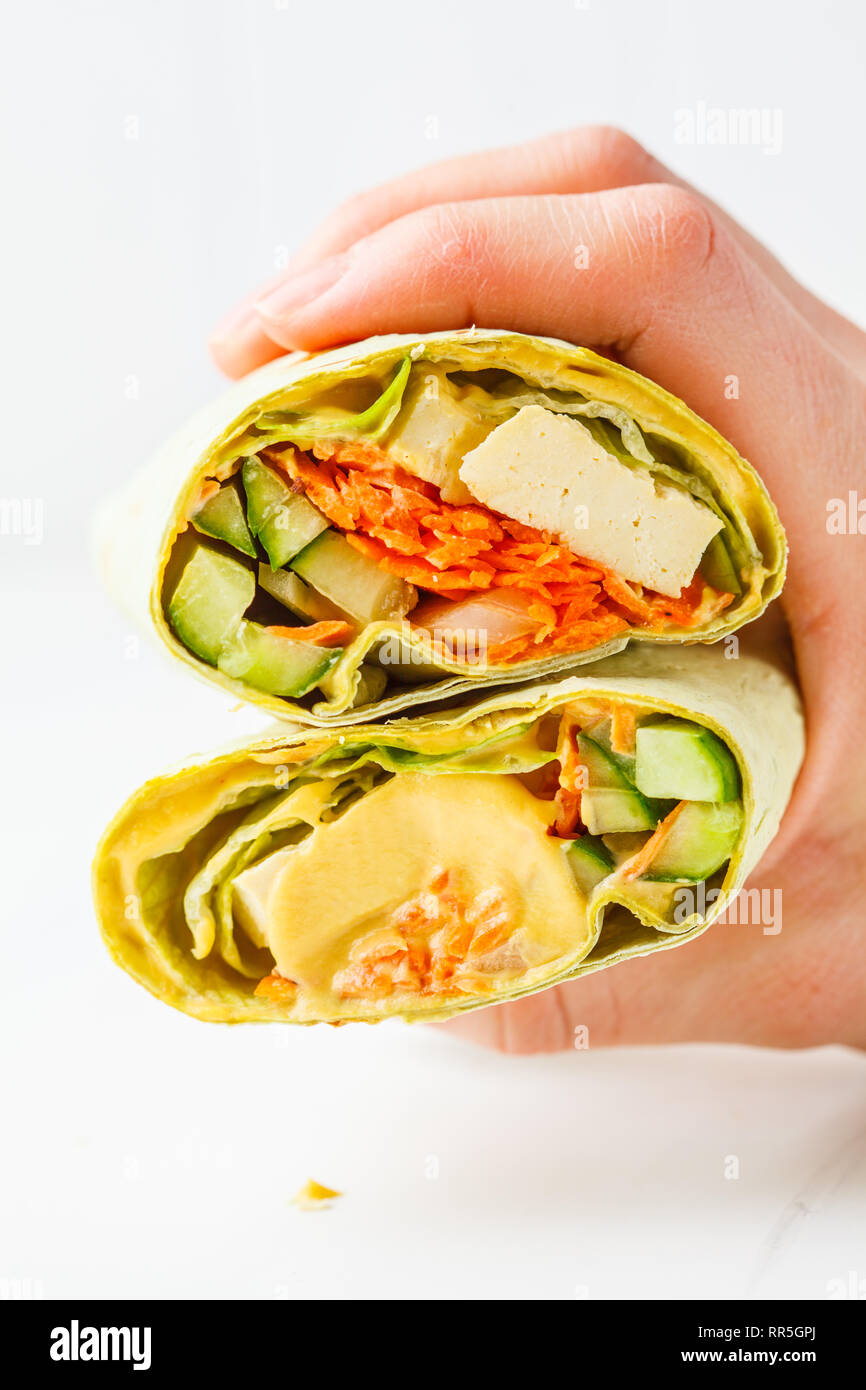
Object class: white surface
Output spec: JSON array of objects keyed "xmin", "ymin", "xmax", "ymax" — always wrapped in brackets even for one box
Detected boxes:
[{"xmin": 2, "ymin": 0, "xmax": 865, "ymax": 1300}]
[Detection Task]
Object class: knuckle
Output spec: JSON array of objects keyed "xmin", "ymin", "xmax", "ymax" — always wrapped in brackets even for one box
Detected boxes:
[
  {"xmin": 414, "ymin": 202, "xmax": 491, "ymax": 268},
  {"xmin": 579, "ymin": 123, "xmax": 651, "ymax": 178},
  {"xmin": 629, "ymin": 182, "xmax": 716, "ymax": 274}
]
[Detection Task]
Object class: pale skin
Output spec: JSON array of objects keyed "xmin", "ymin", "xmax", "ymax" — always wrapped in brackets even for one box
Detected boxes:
[{"xmin": 210, "ymin": 127, "xmax": 866, "ymax": 1052}]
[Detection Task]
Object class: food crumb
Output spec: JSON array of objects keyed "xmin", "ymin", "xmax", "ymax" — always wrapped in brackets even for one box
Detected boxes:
[{"xmin": 292, "ymin": 1179, "xmax": 342, "ymax": 1211}]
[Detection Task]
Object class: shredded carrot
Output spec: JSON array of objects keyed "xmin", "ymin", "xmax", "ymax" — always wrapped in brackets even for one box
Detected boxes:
[
  {"xmin": 550, "ymin": 788, "xmax": 583, "ymax": 839},
  {"xmin": 193, "ymin": 479, "xmax": 221, "ymax": 509},
  {"xmin": 549, "ymin": 718, "xmax": 588, "ymax": 838},
  {"xmin": 621, "ymin": 802, "xmax": 687, "ymax": 881},
  {"xmin": 265, "ymin": 621, "xmax": 353, "ymax": 647},
  {"xmin": 262, "ymin": 443, "xmax": 732, "ymax": 665},
  {"xmin": 610, "ymin": 705, "xmax": 637, "ymax": 756},
  {"xmin": 254, "ymin": 973, "xmax": 298, "ymax": 1002},
  {"xmin": 333, "ymin": 869, "xmax": 515, "ymax": 1000}
]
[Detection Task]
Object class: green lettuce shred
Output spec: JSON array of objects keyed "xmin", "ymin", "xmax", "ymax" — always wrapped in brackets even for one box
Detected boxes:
[{"xmin": 253, "ymin": 356, "xmax": 412, "ymax": 450}]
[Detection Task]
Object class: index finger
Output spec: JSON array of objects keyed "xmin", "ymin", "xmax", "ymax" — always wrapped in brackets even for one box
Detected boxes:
[{"xmin": 210, "ymin": 127, "xmax": 865, "ymax": 378}]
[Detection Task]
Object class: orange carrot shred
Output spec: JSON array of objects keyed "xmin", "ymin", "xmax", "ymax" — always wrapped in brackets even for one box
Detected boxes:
[
  {"xmin": 265, "ymin": 621, "xmax": 353, "ymax": 647},
  {"xmin": 194, "ymin": 479, "xmax": 221, "ymax": 509},
  {"xmin": 254, "ymin": 973, "xmax": 298, "ymax": 1002},
  {"xmin": 621, "ymin": 802, "xmax": 688, "ymax": 881},
  {"xmin": 610, "ymin": 705, "xmax": 637, "ymax": 756}
]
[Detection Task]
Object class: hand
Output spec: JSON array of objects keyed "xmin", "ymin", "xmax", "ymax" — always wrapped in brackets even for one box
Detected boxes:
[{"xmin": 211, "ymin": 127, "xmax": 866, "ymax": 1050}]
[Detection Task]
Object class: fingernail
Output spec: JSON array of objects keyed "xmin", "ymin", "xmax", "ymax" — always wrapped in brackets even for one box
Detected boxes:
[{"xmin": 254, "ymin": 255, "xmax": 348, "ymax": 324}]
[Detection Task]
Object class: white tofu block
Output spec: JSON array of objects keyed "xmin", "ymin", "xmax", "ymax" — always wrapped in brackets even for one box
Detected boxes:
[
  {"xmin": 231, "ymin": 849, "xmax": 293, "ymax": 950},
  {"xmin": 459, "ymin": 405, "xmax": 722, "ymax": 597}
]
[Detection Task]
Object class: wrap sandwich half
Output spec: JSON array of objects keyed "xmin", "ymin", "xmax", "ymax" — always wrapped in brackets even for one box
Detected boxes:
[
  {"xmin": 93, "ymin": 642, "xmax": 803, "ymax": 1025},
  {"xmin": 97, "ymin": 330, "xmax": 786, "ymax": 724}
]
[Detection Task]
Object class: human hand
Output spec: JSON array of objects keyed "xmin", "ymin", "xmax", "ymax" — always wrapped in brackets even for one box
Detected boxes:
[{"xmin": 210, "ymin": 127, "xmax": 866, "ymax": 1050}]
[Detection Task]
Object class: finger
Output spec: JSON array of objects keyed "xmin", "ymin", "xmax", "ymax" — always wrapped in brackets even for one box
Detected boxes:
[
  {"xmin": 251, "ymin": 185, "xmax": 866, "ymax": 818},
  {"xmin": 209, "ymin": 270, "xmax": 299, "ymax": 378},
  {"xmin": 289, "ymin": 126, "xmax": 659, "ymax": 269},
  {"xmin": 209, "ymin": 299, "xmax": 286, "ymax": 378},
  {"xmin": 212, "ymin": 126, "xmax": 864, "ymax": 376},
  {"xmin": 291, "ymin": 125, "xmax": 864, "ymax": 365},
  {"xmin": 210, "ymin": 126, "xmax": 653, "ymax": 377},
  {"xmin": 435, "ymin": 989, "xmax": 573, "ymax": 1054},
  {"xmin": 253, "ymin": 186, "xmax": 685, "ymax": 353}
]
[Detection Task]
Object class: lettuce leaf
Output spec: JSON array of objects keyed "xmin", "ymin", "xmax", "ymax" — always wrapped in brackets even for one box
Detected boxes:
[{"xmin": 252, "ymin": 356, "xmax": 412, "ymax": 451}]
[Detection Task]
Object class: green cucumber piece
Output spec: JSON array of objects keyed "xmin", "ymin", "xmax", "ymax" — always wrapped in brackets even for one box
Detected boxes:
[
  {"xmin": 257, "ymin": 563, "xmax": 350, "ymax": 624},
  {"xmin": 216, "ymin": 620, "xmax": 339, "ymax": 697},
  {"xmin": 292, "ymin": 530, "xmax": 417, "ymax": 625},
  {"xmin": 242, "ymin": 457, "xmax": 329, "ymax": 567},
  {"xmin": 635, "ymin": 719, "xmax": 740, "ymax": 802},
  {"xmin": 580, "ymin": 788, "xmax": 657, "ymax": 835},
  {"xmin": 575, "ymin": 733, "xmax": 634, "ymax": 789},
  {"xmin": 601, "ymin": 831, "xmax": 653, "ymax": 865},
  {"xmin": 167, "ymin": 545, "xmax": 254, "ymax": 665},
  {"xmin": 191, "ymin": 480, "xmax": 257, "ymax": 558},
  {"xmin": 700, "ymin": 533, "xmax": 742, "ymax": 596},
  {"xmin": 579, "ymin": 717, "xmax": 638, "ymax": 783},
  {"xmin": 644, "ymin": 800, "xmax": 743, "ymax": 882},
  {"xmin": 565, "ymin": 835, "xmax": 614, "ymax": 895}
]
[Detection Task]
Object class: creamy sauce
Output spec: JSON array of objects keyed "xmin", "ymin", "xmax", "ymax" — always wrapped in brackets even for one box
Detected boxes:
[{"xmin": 239, "ymin": 772, "xmax": 590, "ymax": 1015}]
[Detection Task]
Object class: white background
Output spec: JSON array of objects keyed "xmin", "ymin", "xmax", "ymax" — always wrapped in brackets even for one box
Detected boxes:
[{"xmin": 1, "ymin": 0, "xmax": 865, "ymax": 1301}]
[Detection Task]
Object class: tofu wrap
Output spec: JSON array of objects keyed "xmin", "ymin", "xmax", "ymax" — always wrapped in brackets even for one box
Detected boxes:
[
  {"xmin": 97, "ymin": 330, "xmax": 786, "ymax": 724},
  {"xmin": 93, "ymin": 643, "xmax": 803, "ymax": 1025}
]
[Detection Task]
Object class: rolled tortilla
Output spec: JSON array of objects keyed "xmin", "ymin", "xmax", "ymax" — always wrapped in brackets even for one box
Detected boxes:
[
  {"xmin": 93, "ymin": 641, "xmax": 803, "ymax": 1025},
  {"xmin": 96, "ymin": 330, "xmax": 786, "ymax": 724}
]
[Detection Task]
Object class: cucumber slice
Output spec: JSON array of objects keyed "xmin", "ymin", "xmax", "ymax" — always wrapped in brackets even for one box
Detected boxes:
[
  {"xmin": 576, "ymin": 733, "xmax": 634, "ymax": 789},
  {"xmin": 242, "ymin": 457, "xmax": 329, "ymax": 567},
  {"xmin": 565, "ymin": 835, "xmax": 614, "ymax": 895},
  {"xmin": 699, "ymin": 533, "xmax": 742, "ymax": 596},
  {"xmin": 216, "ymin": 620, "xmax": 339, "ymax": 697},
  {"xmin": 292, "ymin": 530, "xmax": 417, "ymax": 625},
  {"xmin": 191, "ymin": 480, "xmax": 257, "ymax": 558},
  {"xmin": 579, "ymin": 717, "xmax": 638, "ymax": 782},
  {"xmin": 581, "ymin": 788, "xmax": 657, "ymax": 835},
  {"xmin": 257, "ymin": 563, "xmax": 351, "ymax": 624},
  {"xmin": 167, "ymin": 545, "xmax": 254, "ymax": 665},
  {"xmin": 635, "ymin": 719, "xmax": 739, "ymax": 802},
  {"xmin": 644, "ymin": 800, "xmax": 743, "ymax": 882},
  {"xmin": 601, "ymin": 831, "xmax": 653, "ymax": 865}
]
